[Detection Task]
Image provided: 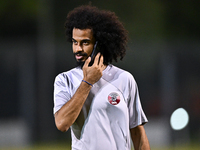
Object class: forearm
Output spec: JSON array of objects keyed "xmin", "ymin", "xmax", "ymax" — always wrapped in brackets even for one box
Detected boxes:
[
  {"xmin": 131, "ymin": 125, "xmax": 150, "ymax": 150},
  {"xmin": 55, "ymin": 81, "xmax": 92, "ymax": 132},
  {"xmin": 54, "ymin": 55, "xmax": 104, "ymax": 132},
  {"xmin": 135, "ymin": 133, "xmax": 150, "ymax": 150}
]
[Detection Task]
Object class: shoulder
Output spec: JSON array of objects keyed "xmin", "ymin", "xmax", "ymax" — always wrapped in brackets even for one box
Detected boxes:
[
  {"xmin": 54, "ymin": 67, "xmax": 83, "ymax": 87},
  {"xmin": 55, "ymin": 67, "xmax": 82, "ymax": 81},
  {"xmin": 111, "ymin": 65, "xmax": 136, "ymax": 83},
  {"xmin": 104, "ymin": 65, "xmax": 137, "ymax": 90}
]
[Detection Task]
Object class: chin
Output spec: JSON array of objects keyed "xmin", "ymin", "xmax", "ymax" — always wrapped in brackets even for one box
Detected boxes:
[{"xmin": 76, "ymin": 60, "xmax": 85, "ymax": 68}]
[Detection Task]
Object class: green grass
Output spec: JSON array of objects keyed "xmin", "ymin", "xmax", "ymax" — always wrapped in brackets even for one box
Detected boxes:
[
  {"xmin": 0, "ymin": 142, "xmax": 200, "ymax": 150},
  {"xmin": 153, "ymin": 145, "xmax": 200, "ymax": 150},
  {"xmin": 0, "ymin": 142, "xmax": 71, "ymax": 150}
]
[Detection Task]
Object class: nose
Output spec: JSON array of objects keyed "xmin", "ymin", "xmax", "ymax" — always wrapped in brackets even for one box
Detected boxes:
[{"xmin": 74, "ymin": 44, "xmax": 83, "ymax": 53}]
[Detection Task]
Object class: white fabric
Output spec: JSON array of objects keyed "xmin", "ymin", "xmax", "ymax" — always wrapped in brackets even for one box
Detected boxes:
[{"xmin": 54, "ymin": 64, "xmax": 148, "ymax": 150}]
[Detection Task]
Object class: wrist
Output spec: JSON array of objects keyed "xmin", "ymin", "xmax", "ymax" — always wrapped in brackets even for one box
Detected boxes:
[{"xmin": 82, "ymin": 80, "xmax": 93, "ymax": 87}]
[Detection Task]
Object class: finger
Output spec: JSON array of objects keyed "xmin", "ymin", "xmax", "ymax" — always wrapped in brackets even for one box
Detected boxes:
[
  {"xmin": 93, "ymin": 53, "xmax": 101, "ymax": 65},
  {"xmin": 83, "ymin": 57, "xmax": 91, "ymax": 68},
  {"xmin": 99, "ymin": 56, "xmax": 105, "ymax": 71},
  {"xmin": 98, "ymin": 54, "xmax": 104, "ymax": 67}
]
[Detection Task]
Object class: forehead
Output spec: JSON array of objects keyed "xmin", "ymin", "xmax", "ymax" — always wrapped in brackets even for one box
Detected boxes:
[{"xmin": 72, "ymin": 28, "xmax": 94, "ymax": 40}]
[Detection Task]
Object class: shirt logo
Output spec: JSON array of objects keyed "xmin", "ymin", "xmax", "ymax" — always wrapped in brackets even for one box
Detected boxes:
[{"xmin": 108, "ymin": 92, "xmax": 120, "ymax": 105}]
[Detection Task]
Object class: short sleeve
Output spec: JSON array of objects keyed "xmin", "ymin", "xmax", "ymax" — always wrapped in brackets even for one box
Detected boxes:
[
  {"xmin": 53, "ymin": 74, "xmax": 71, "ymax": 114},
  {"xmin": 127, "ymin": 76, "xmax": 148, "ymax": 129}
]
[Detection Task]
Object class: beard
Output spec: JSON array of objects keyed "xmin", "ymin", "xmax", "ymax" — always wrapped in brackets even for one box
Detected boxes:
[
  {"xmin": 74, "ymin": 52, "xmax": 88, "ymax": 68},
  {"xmin": 76, "ymin": 57, "xmax": 95, "ymax": 68},
  {"xmin": 76, "ymin": 60, "xmax": 85, "ymax": 68}
]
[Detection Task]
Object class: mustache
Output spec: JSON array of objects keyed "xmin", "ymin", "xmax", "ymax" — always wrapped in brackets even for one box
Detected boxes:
[{"xmin": 74, "ymin": 52, "xmax": 88, "ymax": 57}]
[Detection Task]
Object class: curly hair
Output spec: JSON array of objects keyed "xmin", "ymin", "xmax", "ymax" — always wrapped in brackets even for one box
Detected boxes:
[{"xmin": 65, "ymin": 5, "xmax": 128, "ymax": 65}]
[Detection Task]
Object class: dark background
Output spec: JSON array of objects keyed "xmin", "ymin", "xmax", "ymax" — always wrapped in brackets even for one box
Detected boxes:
[{"xmin": 0, "ymin": 0, "xmax": 200, "ymax": 147}]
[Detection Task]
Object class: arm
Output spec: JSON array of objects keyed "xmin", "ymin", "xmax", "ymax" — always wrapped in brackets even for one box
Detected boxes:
[
  {"xmin": 54, "ymin": 53, "xmax": 104, "ymax": 132},
  {"xmin": 130, "ymin": 125, "xmax": 150, "ymax": 150}
]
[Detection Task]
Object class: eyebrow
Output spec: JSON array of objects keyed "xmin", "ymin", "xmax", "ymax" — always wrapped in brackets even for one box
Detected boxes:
[
  {"xmin": 72, "ymin": 38, "xmax": 91, "ymax": 43},
  {"xmin": 71, "ymin": 38, "xmax": 76, "ymax": 42}
]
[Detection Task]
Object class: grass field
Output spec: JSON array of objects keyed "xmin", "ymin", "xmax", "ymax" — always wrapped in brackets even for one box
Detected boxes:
[{"xmin": 0, "ymin": 142, "xmax": 200, "ymax": 150}]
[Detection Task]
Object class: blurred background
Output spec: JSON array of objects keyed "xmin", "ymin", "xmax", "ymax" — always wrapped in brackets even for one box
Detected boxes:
[{"xmin": 0, "ymin": 0, "xmax": 200, "ymax": 149}]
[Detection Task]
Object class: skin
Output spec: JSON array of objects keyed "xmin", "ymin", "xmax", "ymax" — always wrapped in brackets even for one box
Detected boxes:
[
  {"xmin": 54, "ymin": 28, "xmax": 150, "ymax": 150},
  {"xmin": 54, "ymin": 28, "xmax": 106, "ymax": 132},
  {"xmin": 131, "ymin": 125, "xmax": 151, "ymax": 150},
  {"xmin": 72, "ymin": 28, "xmax": 96, "ymax": 62}
]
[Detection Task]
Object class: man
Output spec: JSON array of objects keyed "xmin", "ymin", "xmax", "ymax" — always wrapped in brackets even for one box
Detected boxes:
[{"xmin": 54, "ymin": 5, "xmax": 150, "ymax": 150}]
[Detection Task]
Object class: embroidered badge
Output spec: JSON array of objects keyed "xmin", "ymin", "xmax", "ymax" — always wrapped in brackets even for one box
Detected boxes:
[{"xmin": 108, "ymin": 92, "xmax": 120, "ymax": 105}]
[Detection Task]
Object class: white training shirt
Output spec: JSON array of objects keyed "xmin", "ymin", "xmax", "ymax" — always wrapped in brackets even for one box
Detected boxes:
[{"xmin": 54, "ymin": 64, "xmax": 148, "ymax": 150}]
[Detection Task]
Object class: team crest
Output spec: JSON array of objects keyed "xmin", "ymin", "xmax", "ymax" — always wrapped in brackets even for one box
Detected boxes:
[{"xmin": 108, "ymin": 92, "xmax": 120, "ymax": 105}]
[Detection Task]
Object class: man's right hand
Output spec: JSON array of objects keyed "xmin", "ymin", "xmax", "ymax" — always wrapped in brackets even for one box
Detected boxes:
[{"xmin": 82, "ymin": 53, "xmax": 105, "ymax": 85}]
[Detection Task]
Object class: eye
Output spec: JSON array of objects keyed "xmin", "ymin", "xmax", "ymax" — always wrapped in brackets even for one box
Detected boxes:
[
  {"xmin": 83, "ymin": 41, "xmax": 89, "ymax": 45},
  {"xmin": 72, "ymin": 39, "xmax": 78, "ymax": 45},
  {"xmin": 82, "ymin": 40, "xmax": 90, "ymax": 46}
]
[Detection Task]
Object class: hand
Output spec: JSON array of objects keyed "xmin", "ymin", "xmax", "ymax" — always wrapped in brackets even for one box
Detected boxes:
[{"xmin": 82, "ymin": 53, "xmax": 104, "ymax": 85}]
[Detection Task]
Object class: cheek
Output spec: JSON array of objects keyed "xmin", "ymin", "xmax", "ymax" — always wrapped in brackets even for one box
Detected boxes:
[{"xmin": 85, "ymin": 46, "xmax": 94, "ymax": 56}]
